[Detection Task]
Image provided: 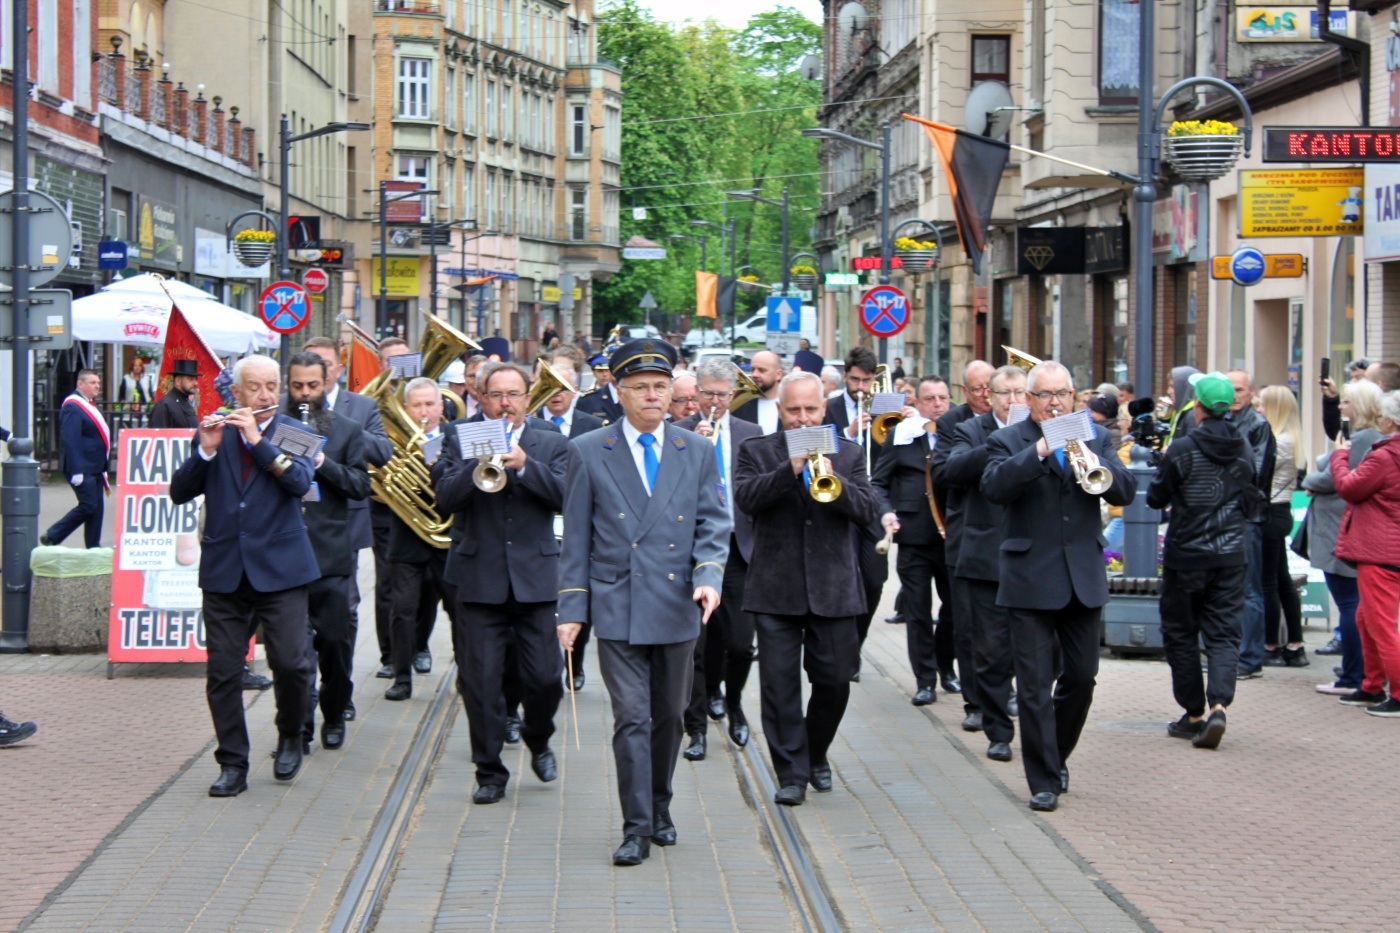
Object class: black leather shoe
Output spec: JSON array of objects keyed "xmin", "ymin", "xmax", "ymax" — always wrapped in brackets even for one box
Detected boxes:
[
  {"xmin": 1029, "ymin": 792, "xmax": 1058, "ymax": 812},
  {"xmin": 682, "ymin": 732, "xmax": 707, "ymax": 761},
  {"xmin": 810, "ymin": 763, "xmax": 832, "ymax": 793},
  {"xmin": 707, "ymin": 695, "xmax": 727, "ymax": 721},
  {"xmin": 911, "ymin": 686, "xmax": 936, "ymax": 706},
  {"xmin": 413, "ymin": 651, "xmax": 432, "ymax": 674},
  {"xmin": 961, "ymin": 711, "xmax": 984, "ymax": 732},
  {"xmin": 987, "ymin": 742, "xmax": 1012, "ymax": 762},
  {"xmin": 571, "ymin": 672, "xmax": 585, "ymax": 692},
  {"xmin": 939, "ymin": 670, "xmax": 962, "ymax": 694},
  {"xmin": 208, "ymin": 767, "xmax": 247, "ymax": 797},
  {"xmin": 273, "ymin": 736, "xmax": 303, "ymax": 782},
  {"xmin": 531, "ymin": 748, "xmax": 559, "ymax": 783},
  {"xmin": 1059, "ymin": 766, "xmax": 1070, "ymax": 795},
  {"xmin": 376, "ymin": 665, "xmax": 394, "ymax": 679},
  {"xmin": 321, "ymin": 721, "xmax": 346, "ymax": 750},
  {"xmin": 342, "ymin": 701, "xmax": 356, "ymax": 722},
  {"xmin": 652, "ymin": 810, "xmax": 677, "ymax": 847},
  {"xmin": 774, "ymin": 784, "xmax": 806, "ymax": 806},
  {"xmin": 384, "ymin": 683, "xmax": 412, "ymax": 701},
  {"xmin": 727, "ymin": 708, "xmax": 750, "ymax": 747},
  {"xmin": 885, "ymin": 613, "xmax": 904, "ymax": 625},
  {"xmin": 505, "ymin": 714, "xmax": 522, "ymax": 745},
  {"xmin": 849, "ymin": 671, "xmax": 861, "ymax": 683},
  {"xmin": 613, "ymin": 835, "xmax": 651, "ymax": 866},
  {"xmin": 473, "ymin": 783, "xmax": 505, "ymax": 805},
  {"xmin": 241, "ymin": 670, "xmax": 273, "ymax": 691}
]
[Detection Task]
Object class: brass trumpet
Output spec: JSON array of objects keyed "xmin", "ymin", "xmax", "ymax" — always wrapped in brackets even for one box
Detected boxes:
[
  {"xmin": 472, "ymin": 456, "xmax": 508, "ymax": 493},
  {"xmin": 1064, "ymin": 438, "xmax": 1113, "ymax": 495},
  {"xmin": 808, "ymin": 453, "xmax": 842, "ymax": 503}
]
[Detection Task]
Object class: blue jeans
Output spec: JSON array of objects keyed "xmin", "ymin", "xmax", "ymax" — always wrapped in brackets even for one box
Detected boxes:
[
  {"xmin": 1238, "ymin": 523, "xmax": 1266, "ymax": 671},
  {"xmin": 1103, "ymin": 516, "xmax": 1125, "ymax": 552},
  {"xmin": 1323, "ymin": 572, "xmax": 1363, "ymax": 688}
]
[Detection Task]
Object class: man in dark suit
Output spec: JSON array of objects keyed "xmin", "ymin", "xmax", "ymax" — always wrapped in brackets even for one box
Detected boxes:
[
  {"xmin": 557, "ymin": 338, "xmax": 729, "ymax": 866},
  {"xmin": 736, "ymin": 371, "xmax": 882, "ymax": 805},
  {"xmin": 435, "ymin": 361, "xmax": 570, "ymax": 803},
  {"xmin": 730, "ymin": 350, "xmax": 784, "ymax": 434},
  {"xmin": 575, "ymin": 354, "xmax": 623, "ymax": 426},
  {"xmin": 383, "ymin": 378, "xmax": 454, "ymax": 701},
  {"xmin": 169, "ymin": 355, "xmax": 321, "ymax": 797},
  {"xmin": 981, "ymin": 361, "xmax": 1136, "ymax": 812},
  {"xmin": 149, "ymin": 359, "xmax": 201, "ymax": 429},
  {"xmin": 285, "ymin": 353, "xmax": 371, "ymax": 752},
  {"xmin": 871, "ymin": 375, "xmax": 953, "ymax": 707},
  {"xmin": 676, "ymin": 358, "xmax": 763, "ymax": 759},
  {"xmin": 929, "ymin": 359, "xmax": 996, "ymax": 721},
  {"xmin": 942, "ymin": 365, "xmax": 1027, "ymax": 762},
  {"xmin": 822, "ymin": 346, "xmax": 886, "ymax": 677},
  {"xmin": 302, "ymin": 337, "xmax": 393, "ymax": 719},
  {"xmin": 43, "ymin": 369, "xmax": 110, "ymax": 549}
]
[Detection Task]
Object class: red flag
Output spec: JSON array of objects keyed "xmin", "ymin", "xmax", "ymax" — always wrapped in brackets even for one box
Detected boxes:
[
  {"xmin": 156, "ymin": 302, "xmax": 225, "ymax": 419},
  {"xmin": 342, "ymin": 318, "xmax": 383, "ymax": 394}
]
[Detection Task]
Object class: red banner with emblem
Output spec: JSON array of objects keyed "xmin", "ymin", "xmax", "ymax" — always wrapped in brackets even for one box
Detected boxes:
[{"xmin": 155, "ymin": 302, "xmax": 225, "ymax": 419}]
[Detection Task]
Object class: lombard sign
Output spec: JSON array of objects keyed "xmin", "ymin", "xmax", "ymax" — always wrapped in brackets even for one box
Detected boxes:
[{"xmin": 1364, "ymin": 163, "xmax": 1400, "ymax": 262}]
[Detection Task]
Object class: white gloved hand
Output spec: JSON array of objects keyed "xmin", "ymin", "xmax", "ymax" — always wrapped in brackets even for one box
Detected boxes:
[{"xmin": 70, "ymin": 474, "xmax": 83, "ymax": 486}]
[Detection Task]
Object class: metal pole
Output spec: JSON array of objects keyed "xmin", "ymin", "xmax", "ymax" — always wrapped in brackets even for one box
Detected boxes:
[
  {"xmin": 278, "ymin": 113, "xmax": 291, "ymax": 363},
  {"xmin": 378, "ymin": 180, "xmax": 388, "ymax": 339},
  {"xmin": 728, "ymin": 219, "xmax": 737, "ymax": 349},
  {"xmin": 429, "ymin": 216, "xmax": 438, "ymax": 318},
  {"xmin": 780, "ymin": 186, "xmax": 790, "ymax": 295},
  {"xmin": 1, "ymin": 0, "xmax": 37, "ymax": 650},
  {"xmin": 1132, "ymin": 0, "xmax": 1156, "ymax": 407},
  {"xmin": 877, "ymin": 121, "xmax": 892, "ymax": 363},
  {"xmin": 701, "ymin": 235, "xmax": 707, "ymax": 273}
]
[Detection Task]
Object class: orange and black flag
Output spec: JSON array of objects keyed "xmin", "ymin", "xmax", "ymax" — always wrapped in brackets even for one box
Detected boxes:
[
  {"xmin": 695, "ymin": 271, "xmax": 718, "ymax": 319},
  {"xmin": 904, "ymin": 115, "xmax": 1009, "ymax": 274}
]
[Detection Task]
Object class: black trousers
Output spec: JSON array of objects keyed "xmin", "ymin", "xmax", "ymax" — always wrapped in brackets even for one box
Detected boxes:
[
  {"xmin": 371, "ymin": 510, "xmax": 393, "ymax": 665},
  {"xmin": 685, "ymin": 544, "xmax": 756, "ymax": 733},
  {"xmin": 389, "ymin": 554, "xmax": 449, "ymax": 685},
  {"xmin": 46, "ymin": 474, "xmax": 104, "ymax": 548},
  {"xmin": 303, "ymin": 574, "xmax": 353, "ymax": 742},
  {"xmin": 1161, "ymin": 564, "xmax": 1246, "ymax": 716},
  {"xmin": 456, "ymin": 594, "xmax": 563, "ymax": 786},
  {"xmin": 1009, "ymin": 596, "xmax": 1100, "ymax": 796},
  {"xmin": 598, "ymin": 638, "xmax": 694, "ymax": 838},
  {"xmin": 895, "ymin": 543, "xmax": 943, "ymax": 690},
  {"xmin": 959, "ymin": 576, "xmax": 1015, "ymax": 744},
  {"xmin": 572, "ymin": 620, "xmax": 593, "ymax": 672},
  {"xmin": 1261, "ymin": 503, "xmax": 1303, "ymax": 646},
  {"xmin": 203, "ymin": 577, "xmax": 310, "ymax": 772},
  {"xmin": 754, "ymin": 612, "xmax": 858, "ymax": 788}
]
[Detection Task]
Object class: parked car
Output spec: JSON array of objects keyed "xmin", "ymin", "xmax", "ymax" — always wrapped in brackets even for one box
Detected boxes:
[
  {"xmin": 683, "ymin": 328, "xmax": 728, "ymax": 348},
  {"xmin": 692, "ymin": 347, "xmax": 752, "ymax": 369},
  {"xmin": 614, "ymin": 323, "xmax": 662, "ymax": 341}
]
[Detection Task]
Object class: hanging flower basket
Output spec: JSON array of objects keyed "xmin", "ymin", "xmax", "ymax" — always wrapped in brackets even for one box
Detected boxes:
[
  {"xmin": 791, "ymin": 273, "xmax": 817, "ymax": 290},
  {"xmin": 1163, "ymin": 120, "xmax": 1244, "ymax": 183},
  {"xmin": 895, "ymin": 249, "xmax": 939, "ymax": 273},
  {"xmin": 738, "ymin": 275, "xmax": 763, "ymax": 294},
  {"xmin": 232, "ymin": 240, "xmax": 274, "ymax": 266}
]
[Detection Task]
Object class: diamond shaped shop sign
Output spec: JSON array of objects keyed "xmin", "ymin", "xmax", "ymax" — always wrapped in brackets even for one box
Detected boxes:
[{"xmin": 1023, "ymin": 245, "xmax": 1055, "ymax": 271}]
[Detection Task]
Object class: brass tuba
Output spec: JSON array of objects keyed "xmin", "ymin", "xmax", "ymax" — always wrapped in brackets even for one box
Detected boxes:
[
  {"xmin": 526, "ymin": 359, "xmax": 574, "ymax": 417},
  {"xmin": 729, "ymin": 366, "xmax": 761, "ymax": 413},
  {"xmin": 367, "ymin": 313, "xmax": 480, "ymax": 548},
  {"xmin": 1003, "ymin": 345, "xmax": 1043, "ymax": 373}
]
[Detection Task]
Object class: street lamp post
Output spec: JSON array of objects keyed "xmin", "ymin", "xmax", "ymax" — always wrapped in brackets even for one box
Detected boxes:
[
  {"xmin": 727, "ymin": 187, "xmax": 790, "ymax": 294},
  {"xmin": 666, "ymin": 233, "xmax": 708, "ymax": 272},
  {"xmin": 277, "ymin": 117, "xmax": 369, "ymax": 358},
  {"xmin": 378, "ymin": 184, "xmax": 440, "ymax": 341}
]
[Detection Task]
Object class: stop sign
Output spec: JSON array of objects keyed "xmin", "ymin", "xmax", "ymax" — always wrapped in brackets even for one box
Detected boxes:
[{"xmin": 301, "ymin": 267, "xmax": 329, "ymax": 294}]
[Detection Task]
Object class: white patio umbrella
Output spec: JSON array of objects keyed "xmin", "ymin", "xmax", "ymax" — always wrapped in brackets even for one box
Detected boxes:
[{"xmin": 72, "ymin": 274, "xmax": 277, "ymax": 356}]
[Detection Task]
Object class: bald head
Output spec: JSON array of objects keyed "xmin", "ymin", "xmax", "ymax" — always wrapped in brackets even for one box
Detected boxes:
[
  {"xmin": 962, "ymin": 359, "xmax": 994, "ymax": 415},
  {"xmin": 749, "ymin": 350, "xmax": 784, "ymax": 396}
]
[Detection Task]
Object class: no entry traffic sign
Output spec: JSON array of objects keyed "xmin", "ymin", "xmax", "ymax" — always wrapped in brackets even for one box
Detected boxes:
[
  {"xmin": 301, "ymin": 267, "xmax": 329, "ymax": 294},
  {"xmin": 859, "ymin": 285, "xmax": 910, "ymax": 338},
  {"xmin": 258, "ymin": 281, "xmax": 312, "ymax": 334}
]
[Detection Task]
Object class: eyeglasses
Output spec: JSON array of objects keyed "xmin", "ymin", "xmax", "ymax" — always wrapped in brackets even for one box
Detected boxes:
[
  {"xmin": 1029, "ymin": 389, "xmax": 1076, "ymax": 402},
  {"xmin": 960, "ymin": 383, "xmax": 991, "ymax": 396},
  {"xmin": 698, "ymin": 389, "xmax": 733, "ymax": 400},
  {"xmin": 672, "ymin": 397, "xmax": 698, "ymax": 405},
  {"xmin": 991, "ymin": 388, "xmax": 1028, "ymax": 398},
  {"xmin": 484, "ymin": 391, "xmax": 528, "ymax": 402}
]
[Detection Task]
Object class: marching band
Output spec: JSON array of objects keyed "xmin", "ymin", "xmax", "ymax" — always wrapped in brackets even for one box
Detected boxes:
[{"xmin": 181, "ymin": 330, "xmax": 1132, "ymax": 856}]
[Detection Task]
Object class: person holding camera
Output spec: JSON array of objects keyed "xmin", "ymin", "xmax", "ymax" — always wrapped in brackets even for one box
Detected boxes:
[{"xmin": 1146, "ymin": 372, "xmax": 1259, "ymax": 750}]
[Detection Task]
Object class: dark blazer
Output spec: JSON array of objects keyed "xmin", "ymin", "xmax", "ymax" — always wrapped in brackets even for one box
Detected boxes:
[
  {"xmin": 870, "ymin": 431, "xmax": 941, "ymax": 548},
  {"xmin": 734, "ymin": 432, "xmax": 880, "ymax": 619},
  {"xmin": 980, "ymin": 419, "xmax": 1137, "ymax": 611},
  {"xmin": 58, "ymin": 400, "xmax": 109, "ymax": 475},
  {"xmin": 169, "ymin": 414, "xmax": 320, "ymax": 594},
  {"xmin": 149, "ymin": 390, "xmax": 199, "ymax": 429},
  {"xmin": 575, "ymin": 384, "xmax": 623, "ymax": 426},
  {"xmin": 433, "ymin": 420, "xmax": 570, "ymax": 605},
  {"xmin": 942, "ymin": 411, "xmax": 1006, "ymax": 581},
  {"xmin": 303, "ymin": 410, "xmax": 371, "ymax": 578},
  {"xmin": 929, "ymin": 403, "xmax": 981, "ymax": 566},
  {"xmin": 825, "ymin": 392, "xmax": 889, "ymax": 586},
  {"xmin": 730, "ymin": 396, "xmax": 760, "ymax": 426},
  {"xmin": 566, "ymin": 408, "xmax": 605, "ymax": 439},
  {"xmin": 676, "ymin": 411, "xmax": 761, "ymax": 563},
  {"xmin": 438, "ymin": 414, "xmax": 561, "ymax": 549},
  {"xmin": 331, "ymin": 388, "xmax": 392, "ymax": 550}
]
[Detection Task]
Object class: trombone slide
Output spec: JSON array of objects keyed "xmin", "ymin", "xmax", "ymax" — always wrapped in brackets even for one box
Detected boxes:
[{"xmin": 874, "ymin": 527, "xmax": 895, "ymax": 555}]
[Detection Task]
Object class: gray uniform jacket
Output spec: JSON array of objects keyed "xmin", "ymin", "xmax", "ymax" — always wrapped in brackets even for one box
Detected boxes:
[{"xmin": 558, "ymin": 422, "xmax": 732, "ymax": 645}]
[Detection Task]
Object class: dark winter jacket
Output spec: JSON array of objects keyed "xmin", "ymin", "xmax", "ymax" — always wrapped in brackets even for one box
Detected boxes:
[{"xmin": 1146, "ymin": 415, "xmax": 1256, "ymax": 570}]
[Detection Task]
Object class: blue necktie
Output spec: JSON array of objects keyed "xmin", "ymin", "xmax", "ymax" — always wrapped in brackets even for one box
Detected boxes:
[
  {"xmin": 551, "ymin": 415, "xmax": 565, "ymax": 427},
  {"xmin": 639, "ymin": 433, "xmax": 659, "ymax": 493},
  {"xmin": 802, "ymin": 462, "xmax": 812, "ymax": 490},
  {"xmin": 715, "ymin": 433, "xmax": 725, "ymax": 484},
  {"xmin": 1054, "ymin": 448, "xmax": 1066, "ymax": 470}
]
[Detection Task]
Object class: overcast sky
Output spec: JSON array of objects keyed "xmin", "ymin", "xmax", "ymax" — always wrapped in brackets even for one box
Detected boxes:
[{"xmin": 630, "ymin": 0, "xmax": 823, "ymax": 31}]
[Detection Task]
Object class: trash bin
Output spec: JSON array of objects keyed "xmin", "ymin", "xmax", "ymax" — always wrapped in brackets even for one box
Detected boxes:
[{"xmin": 27, "ymin": 546, "xmax": 114, "ymax": 653}]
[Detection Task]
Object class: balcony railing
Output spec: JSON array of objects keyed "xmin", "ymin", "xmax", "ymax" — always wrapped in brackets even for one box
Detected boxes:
[{"xmin": 375, "ymin": 0, "xmax": 440, "ymax": 13}]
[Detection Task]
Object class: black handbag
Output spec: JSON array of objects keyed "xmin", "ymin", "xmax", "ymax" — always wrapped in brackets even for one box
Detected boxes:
[{"xmin": 1290, "ymin": 500, "xmax": 1311, "ymax": 559}]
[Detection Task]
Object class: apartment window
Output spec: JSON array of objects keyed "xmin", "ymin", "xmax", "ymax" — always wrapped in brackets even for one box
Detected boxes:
[
  {"xmin": 503, "ymin": 0, "xmax": 512, "ymax": 46},
  {"xmin": 521, "ymin": 4, "xmax": 530, "ymax": 56},
  {"xmin": 396, "ymin": 155, "xmax": 431, "ymax": 220},
  {"xmin": 531, "ymin": 94, "xmax": 541, "ymax": 149},
  {"xmin": 568, "ymin": 19, "xmax": 588, "ymax": 63},
  {"xmin": 569, "ymin": 188, "xmax": 587, "ymax": 240},
  {"xmin": 485, "ymin": 171, "xmax": 497, "ymax": 229},
  {"xmin": 485, "ymin": 79, "xmax": 497, "ymax": 136},
  {"xmin": 603, "ymin": 104, "xmax": 621, "ymax": 161},
  {"xmin": 1099, "ymin": 0, "xmax": 1140, "ymax": 104},
  {"xmin": 463, "ymin": 0, "xmax": 474, "ymax": 33},
  {"xmin": 38, "ymin": 0, "xmax": 58, "ymax": 93},
  {"xmin": 397, "ymin": 58, "xmax": 432, "ymax": 119},
  {"xmin": 444, "ymin": 162, "xmax": 455, "ymax": 217},
  {"xmin": 463, "ymin": 72, "xmax": 475, "ymax": 131},
  {"xmin": 107, "ymin": 206, "xmax": 129, "ymax": 240},
  {"xmin": 570, "ymin": 104, "xmax": 587, "ymax": 156},
  {"xmin": 485, "ymin": 0, "xmax": 495, "ymax": 42},
  {"xmin": 502, "ymin": 86, "xmax": 513, "ymax": 141},
  {"xmin": 444, "ymin": 68, "xmax": 456, "ymax": 128},
  {"xmin": 603, "ymin": 189, "xmax": 619, "ymax": 245},
  {"xmin": 970, "ymin": 35, "xmax": 1010, "ymax": 86},
  {"xmin": 502, "ymin": 174, "xmax": 514, "ymax": 232}
]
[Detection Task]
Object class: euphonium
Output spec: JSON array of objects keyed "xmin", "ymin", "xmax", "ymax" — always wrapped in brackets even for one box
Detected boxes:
[
  {"xmin": 1064, "ymin": 438, "xmax": 1113, "ymax": 495},
  {"xmin": 807, "ymin": 452, "xmax": 842, "ymax": 503},
  {"xmin": 1003, "ymin": 345, "xmax": 1043, "ymax": 373},
  {"xmin": 525, "ymin": 359, "xmax": 573, "ymax": 417},
  {"xmin": 729, "ymin": 367, "xmax": 761, "ymax": 413}
]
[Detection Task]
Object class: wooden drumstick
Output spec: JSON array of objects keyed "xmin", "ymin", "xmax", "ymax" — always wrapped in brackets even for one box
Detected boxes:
[{"xmin": 566, "ymin": 647, "xmax": 580, "ymax": 749}]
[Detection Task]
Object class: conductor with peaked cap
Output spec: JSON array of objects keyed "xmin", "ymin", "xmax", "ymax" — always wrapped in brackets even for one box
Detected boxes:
[
  {"xmin": 150, "ymin": 358, "xmax": 201, "ymax": 429},
  {"xmin": 558, "ymin": 337, "xmax": 731, "ymax": 866},
  {"xmin": 576, "ymin": 354, "xmax": 624, "ymax": 427}
]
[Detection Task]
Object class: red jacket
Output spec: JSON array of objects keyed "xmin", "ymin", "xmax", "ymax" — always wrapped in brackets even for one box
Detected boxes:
[{"xmin": 1332, "ymin": 436, "xmax": 1400, "ymax": 566}]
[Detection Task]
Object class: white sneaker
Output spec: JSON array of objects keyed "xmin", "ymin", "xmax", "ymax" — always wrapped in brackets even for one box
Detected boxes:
[{"xmin": 1316, "ymin": 682, "xmax": 1356, "ymax": 696}]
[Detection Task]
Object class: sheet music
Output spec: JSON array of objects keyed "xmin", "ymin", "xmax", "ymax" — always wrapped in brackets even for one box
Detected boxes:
[
  {"xmin": 454, "ymin": 419, "xmax": 512, "ymax": 459},
  {"xmin": 388, "ymin": 352, "xmax": 423, "ymax": 379},
  {"xmin": 268, "ymin": 423, "xmax": 326, "ymax": 459},
  {"xmin": 869, "ymin": 392, "xmax": 906, "ymax": 415},
  {"xmin": 303, "ymin": 481, "xmax": 321, "ymax": 503},
  {"xmin": 1039, "ymin": 409, "xmax": 1095, "ymax": 450},
  {"xmin": 785, "ymin": 424, "xmax": 838, "ymax": 457},
  {"xmin": 1007, "ymin": 404, "xmax": 1031, "ymax": 425},
  {"xmin": 420, "ymin": 434, "xmax": 444, "ymax": 465}
]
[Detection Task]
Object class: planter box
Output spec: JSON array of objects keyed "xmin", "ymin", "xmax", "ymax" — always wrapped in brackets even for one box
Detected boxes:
[{"xmin": 1163, "ymin": 134, "xmax": 1243, "ymax": 183}]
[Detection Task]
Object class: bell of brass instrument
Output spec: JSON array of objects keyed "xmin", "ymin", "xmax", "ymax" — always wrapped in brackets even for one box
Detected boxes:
[
  {"xmin": 1003, "ymin": 345, "xmax": 1043, "ymax": 373},
  {"xmin": 874, "ymin": 526, "xmax": 896, "ymax": 555},
  {"xmin": 808, "ymin": 453, "xmax": 843, "ymax": 503},
  {"xmin": 871, "ymin": 410, "xmax": 904, "ymax": 445},
  {"xmin": 526, "ymin": 359, "xmax": 574, "ymax": 417},
  {"xmin": 1064, "ymin": 438, "xmax": 1113, "ymax": 495},
  {"xmin": 367, "ymin": 312, "xmax": 481, "ymax": 548},
  {"xmin": 729, "ymin": 366, "xmax": 761, "ymax": 413},
  {"xmin": 472, "ymin": 455, "xmax": 508, "ymax": 493}
]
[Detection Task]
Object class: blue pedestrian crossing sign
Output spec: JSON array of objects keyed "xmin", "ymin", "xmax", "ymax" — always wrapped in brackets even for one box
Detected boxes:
[{"xmin": 765, "ymin": 296, "xmax": 802, "ymax": 331}]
